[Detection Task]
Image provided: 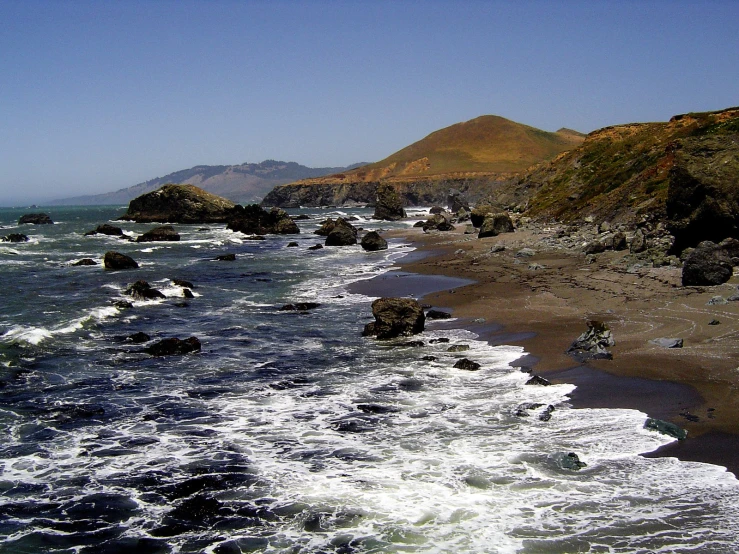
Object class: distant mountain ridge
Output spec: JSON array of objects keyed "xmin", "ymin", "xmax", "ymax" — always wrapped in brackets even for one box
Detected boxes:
[{"xmin": 51, "ymin": 160, "xmax": 367, "ymax": 206}]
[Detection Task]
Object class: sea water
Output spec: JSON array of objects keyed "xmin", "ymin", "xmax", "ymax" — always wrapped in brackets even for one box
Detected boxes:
[{"xmin": 0, "ymin": 205, "xmax": 737, "ymax": 553}]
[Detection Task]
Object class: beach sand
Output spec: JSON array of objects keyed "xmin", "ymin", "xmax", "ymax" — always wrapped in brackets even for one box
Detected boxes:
[{"xmin": 352, "ymin": 224, "xmax": 739, "ymax": 476}]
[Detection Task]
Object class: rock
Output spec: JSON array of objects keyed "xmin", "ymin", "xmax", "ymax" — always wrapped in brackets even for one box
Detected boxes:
[
  {"xmin": 478, "ymin": 213, "xmax": 514, "ymax": 238},
  {"xmin": 453, "ymin": 358, "xmax": 481, "ymax": 371},
  {"xmin": 584, "ymin": 240, "xmax": 607, "ymax": 255},
  {"xmin": 113, "ymin": 300, "xmax": 134, "ymax": 309},
  {"xmin": 84, "ymin": 224, "xmax": 124, "ymax": 237},
  {"xmin": 308, "ymin": 244, "xmax": 323, "ymax": 250},
  {"xmin": 558, "ymin": 452, "xmax": 587, "ymax": 470},
  {"xmin": 125, "ymin": 332, "xmax": 151, "ymax": 344},
  {"xmin": 456, "ymin": 207, "xmax": 471, "ymax": 222},
  {"xmin": 525, "ymin": 375, "xmax": 551, "ymax": 386},
  {"xmin": 315, "ymin": 218, "xmax": 338, "ymax": 236},
  {"xmin": 515, "ymin": 248, "xmax": 536, "ymax": 258},
  {"xmin": 464, "ymin": 224, "xmax": 475, "ymax": 234},
  {"xmin": 539, "ymin": 405, "xmax": 555, "ymax": 421},
  {"xmin": 644, "ymin": 418, "xmax": 687, "ymax": 440},
  {"xmin": 243, "ymin": 235, "xmax": 266, "ymax": 241},
  {"xmin": 666, "ymin": 135, "xmax": 739, "ymax": 252},
  {"xmin": 412, "ymin": 220, "xmax": 426, "ymax": 228},
  {"xmin": 373, "ymin": 183, "xmax": 406, "ymax": 221},
  {"xmin": 362, "ymin": 297, "xmax": 425, "ymax": 339},
  {"xmin": 125, "ymin": 280, "xmax": 166, "ymax": 300},
  {"xmin": 681, "ymin": 241, "xmax": 734, "ymax": 286},
  {"xmin": 447, "ymin": 189, "xmax": 470, "ymax": 213},
  {"xmin": 325, "ymin": 219, "xmax": 358, "ymax": 246},
  {"xmin": 490, "ymin": 244, "xmax": 506, "ymax": 253},
  {"xmin": 360, "ymin": 231, "xmax": 388, "ymax": 251},
  {"xmin": 629, "ymin": 229, "xmax": 647, "ymax": 253},
  {"xmin": 292, "ymin": 214, "xmax": 311, "ymax": 220},
  {"xmin": 528, "ymin": 263, "xmax": 545, "ymax": 271},
  {"xmin": 429, "ymin": 206, "xmax": 445, "ymax": 215},
  {"xmin": 650, "ymin": 338, "xmax": 684, "ymax": 348},
  {"xmin": 707, "ymin": 295, "xmax": 728, "ymax": 305},
  {"xmin": 400, "ymin": 340, "xmax": 425, "ymax": 347},
  {"xmin": 183, "ymin": 288, "xmax": 194, "ymax": 299},
  {"xmin": 226, "ymin": 205, "xmax": 300, "ymax": 235},
  {"xmin": 287, "ymin": 242, "xmax": 299, "ymax": 247},
  {"xmin": 470, "ymin": 204, "xmax": 501, "ymax": 228},
  {"xmin": 447, "ymin": 345, "xmax": 470, "ymax": 352},
  {"xmin": 279, "ymin": 302, "xmax": 321, "ymax": 311},
  {"xmin": 426, "ymin": 309, "xmax": 452, "ymax": 320},
  {"xmin": 120, "ymin": 184, "xmax": 235, "ymax": 223},
  {"xmin": 719, "ymin": 237, "xmax": 739, "ymax": 264},
  {"xmin": 18, "ymin": 213, "xmax": 53, "ymax": 225},
  {"xmin": 144, "ymin": 337, "xmax": 201, "ymax": 356},
  {"xmin": 73, "ymin": 258, "xmax": 97, "ymax": 266},
  {"xmin": 612, "ymin": 231, "xmax": 628, "ymax": 250},
  {"xmin": 567, "ymin": 320, "xmax": 614, "ymax": 361},
  {"xmin": 709, "ymin": 319, "xmax": 721, "ymax": 325},
  {"xmin": 2, "ymin": 233, "xmax": 29, "ymax": 242},
  {"xmin": 422, "ymin": 355, "xmax": 437, "ymax": 362},
  {"xmin": 215, "ymin": 253, "xmax": 236, "ymax": 261},
  {"xmin": 136, "ymin": 225, "xmax": 180, "ymax": 242},
  {"xmin": 429, "ymin": 338, "xmax": 450, "ymax": 344},
  {"xmin": 423, "ymin": 213, "xmax": 454, "ymax": 232},
  {"xmin": 103, "ymin": 251, "xmax": 138, "ymax": 270},
  {"xmin": 172, "ymin": 279, "xmax": 194, "ymax": 289}
]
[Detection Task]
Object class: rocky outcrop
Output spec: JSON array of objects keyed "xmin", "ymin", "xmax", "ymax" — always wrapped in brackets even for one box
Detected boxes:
[
  {"xmin": 373, "ymin": 183, "xmax": 406, "ymax": 221},
  {"xmin": 478, "ymin": 213, "xmax": 514, "ymax": 238},
  {"xmin": 226, "ymin": 205, "xmax": 299, "ymax": 235},
  {"xmin": 325, "ymin": 219, "xmax": 358, "ymax": 246},
  {"xmin": 84, "ymin": 224, "xmax": 124, "ymax": 237},
  {"xmin": 453, "ymin": 358, "xmax": 481, "ymax": 371},
  {"xmin": 362, "ymin": 298, "xmax": 425, "ymax": 339},
  {"xmin": 567, "ymin": 320, "xmax": 614, "ymax": 361},
  {"xmin": 666, "ymin": 135, "xmax": 739, "ymax": 253},
  {"xmin": 447, "ymin": 189, "xmax": 470, "ymax": 213},
  {"xmin": 144, "ymin": 337, "xmax": 201, "ymax": 356},
  {"xmin": 681, "ymin": 241, "xmax": 734, "ymax": 286},
  {"xmin": 103, "ymin": 251, "xmax": 138, "ymax": 270},
  {"xmin": 73, "ymin": 258, "xmax": 97, "ymax": 266},
  {"xmin": 120, "ymin": 184, "xmax": 235, "ymax": 223},
  {"xmin": 470, "ymin": 204, "xmax": 503, "ymax": 228},
  {"xmin": 2, "ymin": 233, "xmax": 29, "ymax": 242},
  {"xmin": 360, "ymin": 231, "xmax": 388, "ymax": 251},
  {"xmin": 18, "ymin": 213, "xmax": 53, "ymax": 225},
  {"xmin": 136, "ymin": 225, "xmax": 180, "ymax": 242},
  {"xmin": 125, "ymin": 280, "xmax": 166, "ymax": 300}
]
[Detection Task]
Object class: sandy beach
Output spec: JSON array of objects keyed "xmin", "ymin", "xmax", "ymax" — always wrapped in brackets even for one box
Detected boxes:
[{"xmin": 353, "ymin": 222, "xmax": 739, "ymax": 476}]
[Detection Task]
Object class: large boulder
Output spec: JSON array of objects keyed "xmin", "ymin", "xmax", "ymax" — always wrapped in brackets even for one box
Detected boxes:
[
  {"xmin": 373, "ymin": 183, "xmax": 406, "ymax": 221},
  {"xmin": 19, "ymin": 213, "xmax": 53, "ymax": 225},
  {"xmin": 84, "ymin": 224, "xmax": 124, "ymax": 237},
  {"xmin": 103, "ymin": 251, "xmax": 138, "ymax": 270},
  {"xmin": 360, "ymin": 231, "xmax": 388, "ymax": 251},
  {"xmin": 681, "ymin": 241, "xmax": 734, "ymax": 286},
  {"xmin": 478, "ymin": 213, "xmax": 514, "ymax": 238},
  {"xmin": 566, "ymin": 320, "xmax": 614, "ymax": 361},
  {"xmin": 136, "ymin": 225, "xmax": 180, "ymax": 242},
  {"xmin": 666, "ymin": 136, "xmax": 739, "ymax": 253},
  {"xmin": 362, "ymin": 298, "xmax": 425, "ymax": 339},
  {"xmin": 325, "ymin": 218, "xmax": 358, "ymax": 246},
  {"xmin": 226, "ymin": 205, "xmax": 300, "ymax": 235},
  {"xmin": 119, "ymin": 184, "xmax": 235, "ymax": 224},
  {"xmin": 423, "ymin": 212, "xmax": 454, "ymax": 232},
  {"xmin": 470, "ymin": 204, "xmax": 502, "ymax": 228}
]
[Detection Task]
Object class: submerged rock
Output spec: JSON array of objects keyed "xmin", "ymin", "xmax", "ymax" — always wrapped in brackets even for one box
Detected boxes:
[
  {"xmin": 136, "ymin": 225, "xmax": 180, "ymax": 242},
  {"xmin": 145, "ymin": 337, "xmax": 201, "ymax": 356},
  {"xmin": 362, "ymin": 297, "xmax": 425, "ymax": 339},
  {"xmin": 103, "ymin": 251, "xmax": 138, "ymax": 270},
  {"xmin": 120, "ymin": 184, "xmax": 235, "ymax": 223},
  {"xmin": 360, "ymin": 231, "xmax": 388, "ymax": 251},
  {"xmin": 18, "ymin": 213, "xmax": 53, "ymax": 225}
]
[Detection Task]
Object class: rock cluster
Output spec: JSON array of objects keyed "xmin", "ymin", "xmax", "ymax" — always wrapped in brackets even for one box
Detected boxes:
[
  {"xmin": 137, "ymin": 225, "xmax": 180, "ymax": 242},
  {"xmin": 325, "ymin": 219, "xmax": 358, "ymax": 246}
]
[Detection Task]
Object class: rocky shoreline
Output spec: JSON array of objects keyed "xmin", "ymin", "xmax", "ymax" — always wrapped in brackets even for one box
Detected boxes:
[{"xmin": 359, "ymin": 218, "xmax": 739, "ymax": 477}]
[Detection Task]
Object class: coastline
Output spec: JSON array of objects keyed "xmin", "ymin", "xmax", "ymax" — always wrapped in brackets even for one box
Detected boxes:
[{"xmin": 352, "ymin": 224, "xmax": 739, "ymax": 477}]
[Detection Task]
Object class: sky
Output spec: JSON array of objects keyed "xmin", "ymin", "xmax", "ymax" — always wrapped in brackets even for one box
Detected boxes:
[{"xmin": 1, "ymin": 0, "xmax": 738, "ymax": 206}]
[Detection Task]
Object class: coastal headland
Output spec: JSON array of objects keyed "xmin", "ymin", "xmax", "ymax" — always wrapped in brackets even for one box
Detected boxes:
[{"xmin": 353, "ymin": 223, "xmax": 739, "ymax": 476}]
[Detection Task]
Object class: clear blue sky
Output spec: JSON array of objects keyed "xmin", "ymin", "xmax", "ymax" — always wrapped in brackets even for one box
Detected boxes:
[{"xmin": 1, "ymin": 0, "xmax": 737, "ymax": 205}]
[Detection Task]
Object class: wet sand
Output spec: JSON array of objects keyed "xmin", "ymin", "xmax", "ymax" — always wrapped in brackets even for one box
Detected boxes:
[{"xmin": 352, "ymin": 225, "xmax": 739, "ymax": 476}]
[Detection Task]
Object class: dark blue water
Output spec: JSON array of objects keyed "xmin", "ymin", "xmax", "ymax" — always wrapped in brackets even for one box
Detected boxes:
[{"xmin": 1, "ymin": 205, "xmax": 738, "ymax": 553}]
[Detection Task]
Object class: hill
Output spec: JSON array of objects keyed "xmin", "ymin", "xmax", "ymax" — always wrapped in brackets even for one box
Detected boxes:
[
  {"xmin": 262, "ymin": 116, "xmax": 584, "ymax": 207},
  {"xmin": 51, "ymin": 160, "xmax": 367, "ymax": 206}
]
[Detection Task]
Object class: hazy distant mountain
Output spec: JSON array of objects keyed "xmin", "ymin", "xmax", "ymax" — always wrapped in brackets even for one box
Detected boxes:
[{"xmin": 51, "ymin": 160, "xmax": 367, "ymax": 206}]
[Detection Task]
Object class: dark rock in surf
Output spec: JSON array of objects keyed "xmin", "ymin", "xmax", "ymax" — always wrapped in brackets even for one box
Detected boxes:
[
  {"xmin": 644, "ymin": 417, "xmax": 687, "ymax": 440},
  {"xmin": 226, "ymin": 204, "xmax": 299, "ymax": 235},
  {"xmin": 125, "ymin": 332, "xmax": 151, "ymax": 344},
  {"xmin": 525, "ymin": 375, "xmax": 551, "ymax": 386},
  {"xmin": 447, "ymin": 344, "xmax": 470, "ymax": 352},
  {"xmin": 373, "ymin": 183, "xmax": 406, "ymax": 221},
  {"xmin": 279, "ymin": 302, "xmax": 321, "ymax": 311},
  {"xmin": 430, "ymin": 206, "xmax": 445, "ymax": 215},
  {"xmin": 120, "ymin": 184, "xmax": 235, "ymax": 224},
  {"xmin": 308, "ymin": 244, "xmax": 323, "ymax": 250},
  {"xmin": 558, "ymin": 452, "xmax": 587, "ymax": 470},
  {"xmin": 183, "ymin": 288, "xmax": 194, "ymax": 299},
  {"xmin": 136, "ymin": 225, "xmax": 180, "ymax": 242},
  {"xmin": 566, "ymin": 320, "xmax": 614, "ymax": 361},
  {"xmin": 145, "ymin": 337, "xmax": 201, "ymax": 357},
  {"xmin": 360, "ymin": 231, "xmax": 388, "ymax": 251},
  {"xmin": 215, "ymin": 253, "xmax": 236, "ymax": 261},
  {"xmin": 172, "ymin": 279, "xmax": 194, "ymax": 289},
  {"xmin": 73, "ymin": 258, "xmax": 98, "ymax": 266},
  {"xmin": 125, "ymin": 280, "xmax": 166, "ymax": 300},
  {"xmin": 287, "ymin": 241, "xmax": 299, "ymax": 247},
  {"xmin": 325, "ymin": 218, "xmax": 358, "ymax": 246},
  {"xmin": 426, "ymin": 309, "xmax": 452, "ymax": 320},
  {"xmin": 113, "ymin": 300, "xmax": 134, "ymax": 309},
  {"xmin": 453, "ymin": 358, "xmax": 481, "ymax": 371},
  {"xmin": 84, "ymin": 224, "xmax": 124, "ymax": 237},
  {"xmin": 18, "ymin": 213, "xmax": 53, "ymax": 225},
  {"xmin": 2, "ymin": 233, "xmax": 29, "ymax": 242},
  {"xmin": 103, "ymin": 251, "xmax": 138, "ymax": 270},
  {"xmin": 362, "ymin": 297, "xmax": 425, "ymax": 339},
  {"xmin": 681, "ymin": 241, "xmax": 734, "ymax": 286}
]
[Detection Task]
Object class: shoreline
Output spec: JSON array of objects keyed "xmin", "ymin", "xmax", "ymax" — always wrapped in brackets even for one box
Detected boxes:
[{"xmin": 352, "ymin": 225, "xmax": 739, "ymax": 477}]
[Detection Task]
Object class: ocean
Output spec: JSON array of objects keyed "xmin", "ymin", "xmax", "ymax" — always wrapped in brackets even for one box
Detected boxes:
[{"xmin": 0, "ymin": 205, "xmax": 738, "ymax": 554}]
